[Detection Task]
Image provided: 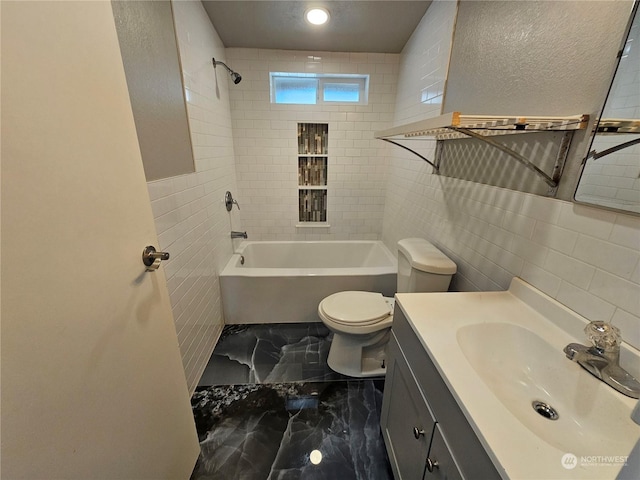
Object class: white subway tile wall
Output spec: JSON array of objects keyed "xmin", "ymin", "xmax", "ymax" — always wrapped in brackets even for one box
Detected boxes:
[
  {"xmin": 226, "ymin": 48, "xmax": 399, "ymax": 240},
  {"xmin": 146, "ymin": 1, "xmax": 239, "ymax": 393},
  {"xmin": 394, "ymin": 0, "xmax": 456, "ymax": 124},
  {"xmin": 382, "ymin": 0, "xmax": 640, "ymax": 349}
]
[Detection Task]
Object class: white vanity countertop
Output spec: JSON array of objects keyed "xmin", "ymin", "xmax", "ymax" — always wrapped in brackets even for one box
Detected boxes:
[{"xmin": 395, "ymin": 278, "xmax": 640, "ymax": 480}]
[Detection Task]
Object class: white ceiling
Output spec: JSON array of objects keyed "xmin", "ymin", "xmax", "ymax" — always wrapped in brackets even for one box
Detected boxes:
[{"xmin": 201, "ymin": 1, "xmax": 432, "ymax": 53}]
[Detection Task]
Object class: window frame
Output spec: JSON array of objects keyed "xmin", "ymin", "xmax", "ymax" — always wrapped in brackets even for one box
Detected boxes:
[{"xmin": 270, "ymin": 72, "xmax": 369, "ymax": 105}]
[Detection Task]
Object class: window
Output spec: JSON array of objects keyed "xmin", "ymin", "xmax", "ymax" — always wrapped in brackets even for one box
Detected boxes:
[
  {"xmin": 273, "ymin": 76, "xmax": 317, "ymax": 104},
  {"xmin": 270, "ymin": 73, "xmax": 369, "ymax": 105},
  {"xmin": 322, "ymin": 79, "xmax": 364, "ymax": 103}
]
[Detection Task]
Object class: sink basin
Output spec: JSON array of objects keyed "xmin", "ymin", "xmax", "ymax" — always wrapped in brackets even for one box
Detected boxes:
[
  {"xmin": 456, "ymin": 322, "xmax": 638, "ymax": 456},
  {"xmin": 397, "ymin": 279, "xmax": 640, "ymax": 479}
]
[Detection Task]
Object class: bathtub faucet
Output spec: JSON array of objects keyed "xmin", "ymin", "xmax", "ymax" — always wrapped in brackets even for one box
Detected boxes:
[{"xmin": 231, "ymin": 231, "xmax": 248, "ymax": 239}]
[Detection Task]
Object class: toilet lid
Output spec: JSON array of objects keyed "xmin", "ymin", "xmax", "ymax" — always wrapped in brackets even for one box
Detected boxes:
[{"xmin": 320, "ymin": 291, "xmax": 392, "ymax": 325}]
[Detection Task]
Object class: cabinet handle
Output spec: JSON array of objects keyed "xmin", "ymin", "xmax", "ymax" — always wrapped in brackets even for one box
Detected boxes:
[
  {"xmin": 426, "ymin": 457, "xmax": 439, "ymax": 472},
  {"xmin": 413, "ymin": 427, "xmax": 425, "ymax": 439}
]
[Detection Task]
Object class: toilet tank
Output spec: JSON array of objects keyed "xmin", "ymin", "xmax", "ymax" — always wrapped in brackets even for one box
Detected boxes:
[{"xmin": 396, "ymin": 238, "xmax": 457, "ymax": 293}]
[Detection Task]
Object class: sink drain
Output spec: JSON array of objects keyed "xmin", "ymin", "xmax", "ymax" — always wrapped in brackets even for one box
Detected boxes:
[{"xmin": 532, "ymin": 400, "xmax": 559, "ymax": 420}]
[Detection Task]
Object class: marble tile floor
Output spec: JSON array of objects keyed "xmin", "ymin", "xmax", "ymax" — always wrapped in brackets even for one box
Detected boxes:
[
  {"xmin": 197, "ymin": 323, "xmax": 350, "ymax": 386},
  {"xmin": 190, "ymin": 323, "xmax": 393, "ymax": 480}
]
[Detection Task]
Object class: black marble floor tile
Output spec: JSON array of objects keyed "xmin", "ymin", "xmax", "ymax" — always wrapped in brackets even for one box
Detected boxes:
[
  {"xmin": 190, "ymin": 381, "xmax": 393, "ymax": 480},
  {"xmin": 198, "ymin": 323, "xmax": 350, "ymax": 386}
]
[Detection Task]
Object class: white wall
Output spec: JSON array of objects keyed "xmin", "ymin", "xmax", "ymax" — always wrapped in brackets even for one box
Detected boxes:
[
  {"xmin": 226, "ymin": 48, "xmax": 399, "ymax": 240},
  {"xmin": 382, "ymin": 0, "xmax": 640, "ymax": 349},
  {"xmin": 146, "ymin": 0, "xmax": 240, "ymax": 393}
]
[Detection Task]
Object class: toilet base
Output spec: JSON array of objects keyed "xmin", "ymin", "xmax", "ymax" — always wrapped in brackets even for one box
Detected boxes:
[{"xmin": 327, "ymin": 329, "xmax": 390, "ymax": 378}]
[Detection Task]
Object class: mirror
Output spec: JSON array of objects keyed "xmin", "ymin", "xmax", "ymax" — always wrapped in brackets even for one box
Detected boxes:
[{"xmin": 575, "ymin": 4, "xmax": 640, "ymax": 215}]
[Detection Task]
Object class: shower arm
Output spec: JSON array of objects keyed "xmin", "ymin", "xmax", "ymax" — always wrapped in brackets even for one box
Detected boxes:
[
  {"xmin": 212, "ymin": 57, "xmax": 242, "ymax": 84},
  {"xmin": 212, "ymin": 58, "xmax": 232, "ymax": 73}
]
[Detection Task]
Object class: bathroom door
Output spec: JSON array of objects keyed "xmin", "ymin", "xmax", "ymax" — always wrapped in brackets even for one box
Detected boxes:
[{"xmin": 1, "ymin": 2, "xmax": 199, "ymax": 479}]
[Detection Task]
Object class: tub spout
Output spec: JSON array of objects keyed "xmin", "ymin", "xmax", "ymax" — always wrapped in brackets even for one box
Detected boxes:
[{"xmin": 231, "ymin": 231, "xmax": 248, "ymax": 239}]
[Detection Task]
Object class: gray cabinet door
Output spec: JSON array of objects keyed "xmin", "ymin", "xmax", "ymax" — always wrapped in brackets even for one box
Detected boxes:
[
  {"xmin": 381, "ymin": 336, "xmax": 436, "ymax": 480},
  {"xmin": 423, "ymin": 424, "xmax": 464, "ymax": 480}
]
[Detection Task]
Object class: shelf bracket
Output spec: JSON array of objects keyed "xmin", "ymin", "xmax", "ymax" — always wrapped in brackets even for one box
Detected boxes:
[
  {"xmin": 380, "ymin": 138, "xmax": 439, "ymax": 172},
  {"xmin": 375, "ymin": 113, "xmax": 587, "ymax": 196},
  {"xmin": 449, "ymin": 127, "xmax": 558, "ymax": 189},
  {"xmin": 588, "ymin": 137, "xmax": 640, "ymax": 161}
]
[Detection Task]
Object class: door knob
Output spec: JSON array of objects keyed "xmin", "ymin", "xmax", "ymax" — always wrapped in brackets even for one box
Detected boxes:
[
  {"xmin": 142, "ymin": 246, "xmax": 169, "ymax": 271},
  {"xmin": 426, "ymin": 457, "xmax": 439, "ymax": 473},
  {"xmin": 413, "ymin": 427, "xmax": 425, "ymax": 439}
]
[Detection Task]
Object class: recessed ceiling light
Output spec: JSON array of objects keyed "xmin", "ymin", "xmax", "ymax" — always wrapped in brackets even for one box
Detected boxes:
[{"xmin": 305, "ymin": 7, "xmax": 330, "ymax": 26}]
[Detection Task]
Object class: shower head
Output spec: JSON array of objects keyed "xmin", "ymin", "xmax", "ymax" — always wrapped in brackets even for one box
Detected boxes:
[
  {"xmin": 230, "ymin": 71, "xmax": 242, "ymax": 84},
  {"xmin": 212, "ymin": 58, "xmax": 242, "ymax": 84}
]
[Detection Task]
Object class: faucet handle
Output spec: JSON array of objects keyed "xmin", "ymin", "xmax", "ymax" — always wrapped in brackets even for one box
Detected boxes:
[
  {"xmin": 224, "ymin": 191, "xmax": 240, "ymax": 211},
  {"xmin": 585, "ymin": 321, "xmax": 621, "ymax": 351}
]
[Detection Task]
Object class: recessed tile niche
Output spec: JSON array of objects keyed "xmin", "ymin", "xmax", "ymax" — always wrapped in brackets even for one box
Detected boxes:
[{"xmin": 297, "ymin": 123, "xmax": 328, "ymax": 223}]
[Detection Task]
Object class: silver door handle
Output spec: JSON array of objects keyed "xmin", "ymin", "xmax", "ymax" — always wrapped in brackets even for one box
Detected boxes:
[{"xmin": 142, "ymin": 245, "xmax": 169, "ymax": 271}]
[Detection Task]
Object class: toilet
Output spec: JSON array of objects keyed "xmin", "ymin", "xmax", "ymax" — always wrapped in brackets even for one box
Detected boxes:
[{"xmin": 318, "ymin": 238, "xmax": 457, "ymax": 377}]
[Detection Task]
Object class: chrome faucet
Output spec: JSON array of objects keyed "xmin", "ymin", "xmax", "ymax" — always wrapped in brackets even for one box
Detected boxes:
[
  {"xmin": 564, "ymin": 321, "xmax": 640, "ymax": 399},
  {"xmin": 230, "ymin": 231, "xmax": 247, "ymax": 239}
]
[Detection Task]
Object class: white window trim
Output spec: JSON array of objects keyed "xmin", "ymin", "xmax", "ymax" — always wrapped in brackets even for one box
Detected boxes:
[{"xmin": 270, "ymin": 72, "xmax": 369, "ymax": 105}]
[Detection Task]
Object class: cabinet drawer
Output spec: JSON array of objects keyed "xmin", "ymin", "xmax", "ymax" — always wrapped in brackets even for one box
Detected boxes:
[{"xmin": 382, "ymin": 336, "xmax": 436, "ymax": 480}]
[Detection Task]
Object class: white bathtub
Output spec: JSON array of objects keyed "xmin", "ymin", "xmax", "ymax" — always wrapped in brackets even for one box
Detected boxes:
[{"xmin": 220, "ymin": 241, "xmax": 397, "ymax": 324}]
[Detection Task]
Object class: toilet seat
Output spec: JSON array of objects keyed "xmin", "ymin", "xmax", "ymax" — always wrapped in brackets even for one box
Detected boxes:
[{"xmin": 319, "ymin": 291, "xmax": 392, "ymax": 326}]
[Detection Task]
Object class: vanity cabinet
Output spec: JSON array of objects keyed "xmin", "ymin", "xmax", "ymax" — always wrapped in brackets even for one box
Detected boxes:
[
  {"xmin": 381, "ymin": 305, "xmax": 500, "ymax": 480},
  {"xmin": 382, "ymin": 335, "xmax": 436, "ymax": 480}
]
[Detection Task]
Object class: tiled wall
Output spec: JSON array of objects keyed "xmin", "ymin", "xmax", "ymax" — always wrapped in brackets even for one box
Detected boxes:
[
  {"xmin": 225, "ymin": 48, "xmax": 399, "ymax": 240},
  {"xmin": 393, "ymin": 0, "xmax": 456, "ymax": 124},
  {"xmin": 382, "ymin": 0, "xmax": 640, "ymax": 349},
  {"xmin": 146, "ymin": 1, "xmax": 239, "ymax": 393},
  {"xmin": 577, "ymin": 17, "xmax": 640, "ymax": 212}
]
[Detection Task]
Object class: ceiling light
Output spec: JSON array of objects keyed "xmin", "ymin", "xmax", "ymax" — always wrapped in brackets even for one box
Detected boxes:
[{"xmin": 305, "ymin": 8, "xmax": 329, "ymax": 26}]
